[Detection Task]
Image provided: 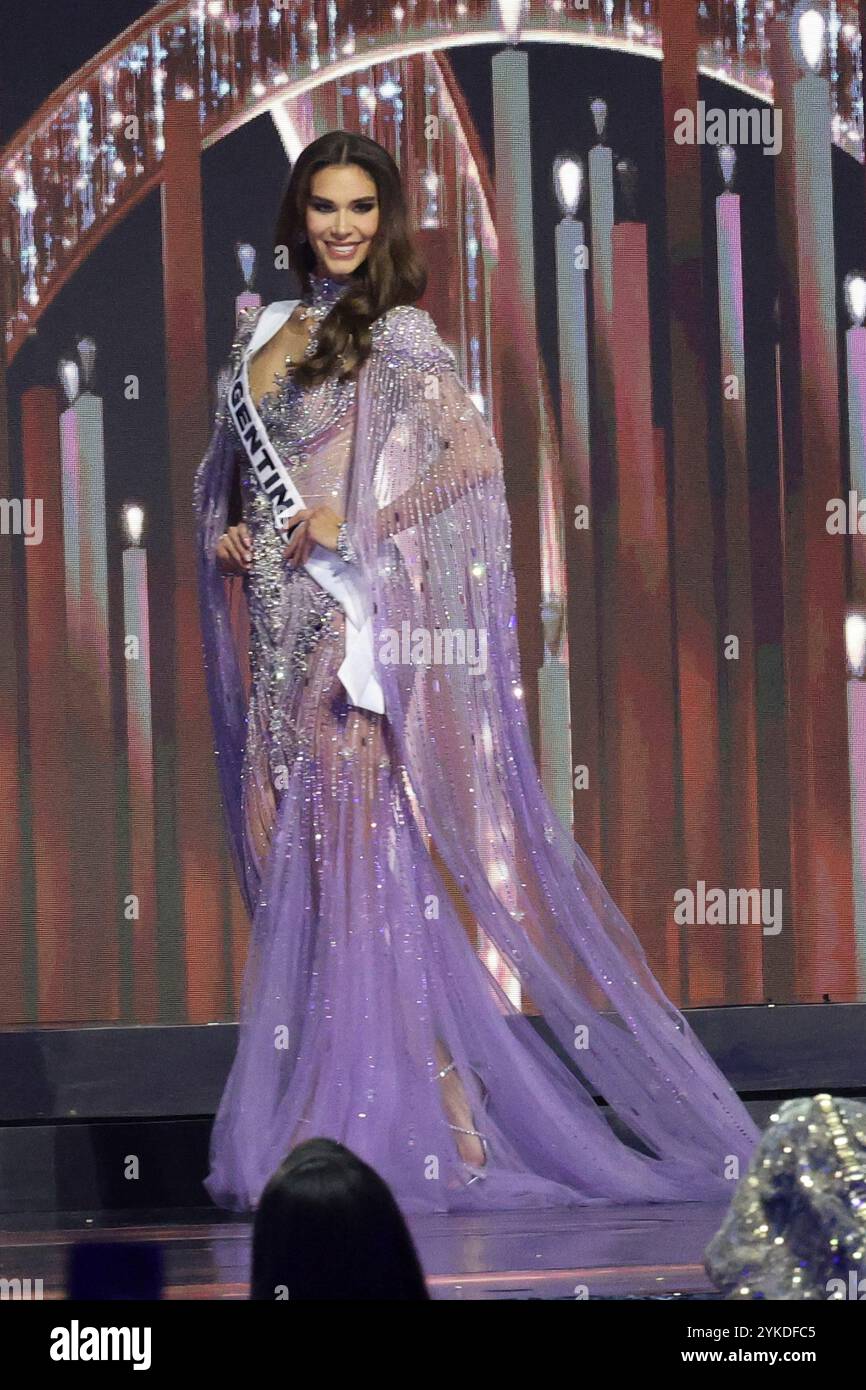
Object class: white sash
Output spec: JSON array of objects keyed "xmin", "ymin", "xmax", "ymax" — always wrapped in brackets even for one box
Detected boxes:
[{"xmin": 229, "ymin": 301, "xmax": 385, "ymax": 715}]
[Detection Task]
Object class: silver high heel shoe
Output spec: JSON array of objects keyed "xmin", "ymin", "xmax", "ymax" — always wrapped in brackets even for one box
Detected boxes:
[{"xmin": 435, "ymin": 1060, "xmax": 490, "ymax": 1183}]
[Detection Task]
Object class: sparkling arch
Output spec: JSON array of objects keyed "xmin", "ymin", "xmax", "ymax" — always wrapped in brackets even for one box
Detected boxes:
[{"xmin": 1, "ymin": 0, "xmax": 863, "ymax": 360}]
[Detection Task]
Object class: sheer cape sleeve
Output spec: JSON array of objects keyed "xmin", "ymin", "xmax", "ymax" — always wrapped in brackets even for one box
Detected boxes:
[
  {"xmin": 359, "ymin": 311, "xmax": 497, "ymax": 545},
  {"xmin": 192, "ymin": 305, "xmax": 265, "ymax": 917},
  {"xmin": 343, "ymin": 305, "xmax": 759, "ymax": 1195}
]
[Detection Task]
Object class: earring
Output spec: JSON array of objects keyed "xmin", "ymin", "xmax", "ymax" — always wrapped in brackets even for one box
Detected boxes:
[{"xmin": 294, "ymin": 229, "xmax": 307, "ymax": 245}]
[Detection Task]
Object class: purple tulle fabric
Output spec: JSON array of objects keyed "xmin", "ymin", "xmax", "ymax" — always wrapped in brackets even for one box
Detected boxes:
[{"xmin": 194, "ymin": 300, "xmax": 760, "ymax": 1214}]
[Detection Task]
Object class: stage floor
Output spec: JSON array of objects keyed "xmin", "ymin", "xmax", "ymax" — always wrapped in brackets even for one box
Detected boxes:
[{"xmin": 0, "ymin": 1201, "xmax": 727, "ymax": 1300}]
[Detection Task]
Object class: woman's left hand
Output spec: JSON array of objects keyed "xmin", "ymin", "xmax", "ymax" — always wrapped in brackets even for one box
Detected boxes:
[{"xmin": 282, "ymin": 506, "xmax": 343, "ymax": 567}]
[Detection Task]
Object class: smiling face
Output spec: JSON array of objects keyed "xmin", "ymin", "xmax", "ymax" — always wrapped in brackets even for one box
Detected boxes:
[{"xmin": 304, "ymin": 163, "xmax": 380, "ymax": 280}]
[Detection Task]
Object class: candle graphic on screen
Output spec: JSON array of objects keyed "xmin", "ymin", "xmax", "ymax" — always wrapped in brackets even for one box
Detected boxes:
[
  {"xmin": 122, "ymin": 502, "xmax": 157, "ymax": 1020},
  {"xmin": 236, "ymin": 242, "xmax": 260, "ymax": 320},
  {"xmin": 588, "ymin": 97, "xmax": 615, "ymax": 475},
  {"xmin": 57, "ymin": 338, "xmax": 118, "ymax": 1018},
  {"xmin": 715, "ymin": 143, "xmax": 761, "ymax": 998},
  {"xmin": 553, "ymin": 152, "xmax": 594, "ymax": 849}
]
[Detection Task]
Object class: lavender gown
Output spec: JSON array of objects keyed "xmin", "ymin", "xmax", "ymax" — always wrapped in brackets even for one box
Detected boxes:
[{"xmin": 194, "ymin": 276, "xmax": 760, "ymax": 1214}]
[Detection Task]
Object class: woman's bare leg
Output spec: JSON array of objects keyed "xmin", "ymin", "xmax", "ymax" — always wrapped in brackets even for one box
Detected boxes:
[{"xmin": 434, "ymin": 1040, "xmax": 487, "ymax": 1169}]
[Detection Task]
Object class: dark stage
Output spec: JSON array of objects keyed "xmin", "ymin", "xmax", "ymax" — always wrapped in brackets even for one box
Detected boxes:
[{"xmin": 2, "ymin": 1203, "xmax": 733, "ymax": 1301}]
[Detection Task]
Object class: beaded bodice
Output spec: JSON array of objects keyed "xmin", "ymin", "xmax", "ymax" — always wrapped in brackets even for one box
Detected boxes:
[
  {"xmin": 224, "ymin": 275, "xmax": 360, "ymax": 768},
  {"xmin": 228, "ymin": 273, "xmax": 356, "ymax": 487}
]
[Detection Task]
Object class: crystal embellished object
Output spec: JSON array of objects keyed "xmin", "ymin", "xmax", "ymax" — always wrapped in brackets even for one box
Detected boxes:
[{"xmin": 705, "ymin": 1094, "xmax": 866, "ymax": 1300}]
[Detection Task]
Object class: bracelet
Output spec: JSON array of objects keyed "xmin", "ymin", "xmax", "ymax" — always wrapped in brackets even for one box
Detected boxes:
[{"xmin": 336, "ymin": 520, "xmax": 357, "ymax": 565}]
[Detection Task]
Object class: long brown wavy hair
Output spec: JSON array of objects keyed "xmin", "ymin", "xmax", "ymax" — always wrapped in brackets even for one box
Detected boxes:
[{"xmin": 273, "ymin": 131, "xmax": 427, "ymax": 387}]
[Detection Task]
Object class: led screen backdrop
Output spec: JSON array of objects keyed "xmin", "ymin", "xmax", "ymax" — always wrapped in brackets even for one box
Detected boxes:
[{"xmin": 1, "ymin": 0, "xmax": 865, "ymax": 1026}]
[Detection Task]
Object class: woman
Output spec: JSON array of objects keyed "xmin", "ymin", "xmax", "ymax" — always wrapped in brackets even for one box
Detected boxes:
[
  {"xmin": 250, "ymin": 1138, "xmax": 430, "ymax": 1301},
  {"xmin": 195, "ymin": 130, "xmax": 759, "ymax": 1214}
]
